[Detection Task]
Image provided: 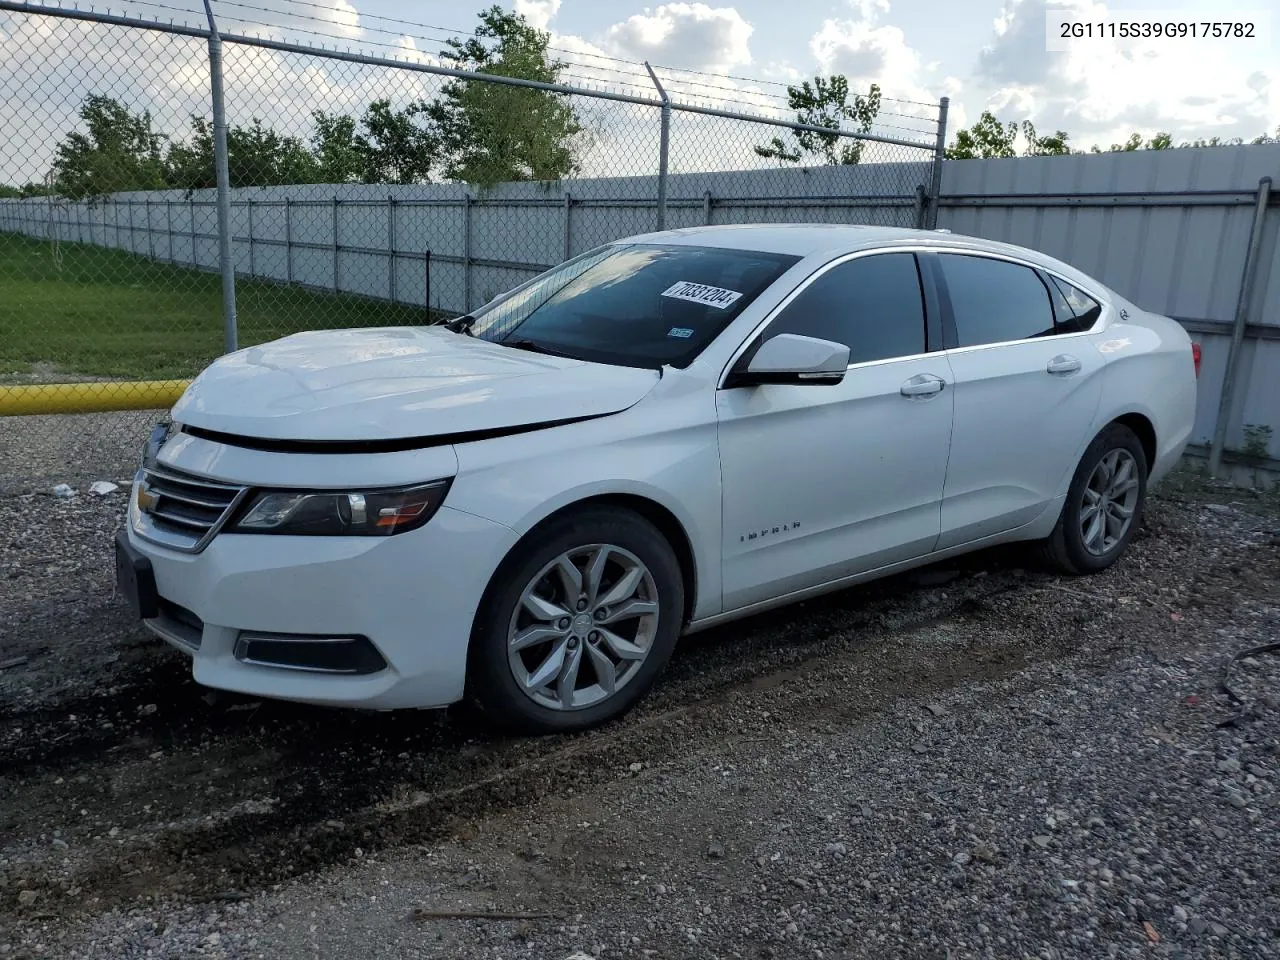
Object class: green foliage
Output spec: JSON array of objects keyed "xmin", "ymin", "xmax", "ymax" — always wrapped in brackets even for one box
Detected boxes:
[
  {"xmin": 1021, "ymin": 121, "xmax": 1071, "ymax": 156},
  {"xmin": 424, "ymin": 5, "xmax": 584, "ymax": 187},
  {"xmin": 945, "ymin": 111, "xmax": 1018, "ymax": 159},
  {"xmin": 167, "ymin": 117, "xmax": 319, "ymax": 191},
  {"xmin": 755, "ymin": 77, "xmax": 881, "ymax": 166},
  {"xmin": 0, "ymin": 183, "xmax": 54, "ymax": 198},
  {"xmin": 356, "ymin": 99, "xmax": 437, "ymax": 184},
  {"xmin": 1240, "ymin": 424, "xmax": 1273, "ymax": 463},
  {"xmin": 52, "ymin": 94, "xmax": 169, "ymax": 199}
]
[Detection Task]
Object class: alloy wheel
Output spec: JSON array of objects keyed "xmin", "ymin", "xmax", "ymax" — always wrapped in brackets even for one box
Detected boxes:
[
  {"xmin": 507, "ymin": 544, "xmax": 660, "ymax": 711},
  {"xmin": 1079, "ymin": 448, "xmax": 1140, "ymax": 556}
]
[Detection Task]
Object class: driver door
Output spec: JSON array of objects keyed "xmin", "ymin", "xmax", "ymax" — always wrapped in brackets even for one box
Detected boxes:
[{"xmin": 715, "ymin": 252, "xmax": 954, "ymax": 612}]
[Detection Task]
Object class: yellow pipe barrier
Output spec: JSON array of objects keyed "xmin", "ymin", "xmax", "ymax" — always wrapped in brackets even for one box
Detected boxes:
[{"xmin": 0, "ymin": 380, "xmax": 191, "ymax": 416}]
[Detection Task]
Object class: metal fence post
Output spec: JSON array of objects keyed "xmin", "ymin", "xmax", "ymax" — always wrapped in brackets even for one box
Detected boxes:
[
  {"xmin": 927, "ymin": 96, "xmax": 949, "ymax": 230},
  {"xmin": 703, "ymin": 189, "xmax": 712, "ymax": 225},
  {"xmin": 284, "ymin": 197, "xmax": 293, "ymax": 283},
  {"xmin": 563, "ymin": 192, "xmax": 572, "ymax": 261},
  {"xmin": 645, "ymin": 61, "xmax": 670, "ymax": 232},
  {"xmin": 388, "ymin": 195, "xmax": 397, "ymax": 301},
  {"xmin": 246, "ymin": 198, "xmax": 255, "ymax": 276},
  {"xmin": 1208, "ymin": 175, "xmax": 1272, "ymax": 477},
  {"xmin": 166, "ymin": 200, "xmax": 174, "ymax": 263},
  {"xmin": 188, "ymin": 196, "xmax": 195, "ymax": 266},
  {"xmin": 203, "ymin": 0, "xmax": 238, "ymax": 353},
  {"xmin": 463, "ymin": 193, "xmax": 473, "ymax": 312},
  {"xmin": 331, "ymin": 195, "xmax": 340, "ymax": 292}
]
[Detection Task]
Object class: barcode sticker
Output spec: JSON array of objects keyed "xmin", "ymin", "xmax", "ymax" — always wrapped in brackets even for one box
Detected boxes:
[{"xmin": 660, "ymin": 281, "xmax": 743, "ymax": 310}]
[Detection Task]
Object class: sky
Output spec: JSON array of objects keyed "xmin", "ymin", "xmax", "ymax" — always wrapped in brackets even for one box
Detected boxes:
[{"xmin": 0, "ymin": 0, "xmax": 1277, "ymax": 185}]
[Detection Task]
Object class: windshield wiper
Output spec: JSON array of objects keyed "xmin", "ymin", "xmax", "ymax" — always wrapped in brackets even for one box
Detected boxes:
[
  {"xmin": 442, "ymin": 314, "xmax": 476, "ymax": 336},
  {"xmin": 502, "ymin": 337, "xmax": 576, "ymax": 359}
]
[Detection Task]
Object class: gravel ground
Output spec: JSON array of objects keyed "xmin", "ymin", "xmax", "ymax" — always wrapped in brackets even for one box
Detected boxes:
[{"xmin": 1, "ymin": 471, "xmax": 1277, "ymax": 959}]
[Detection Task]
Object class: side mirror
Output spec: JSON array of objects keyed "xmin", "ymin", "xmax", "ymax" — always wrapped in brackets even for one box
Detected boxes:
[{"xmin": 727, "ymin": 334, "xmax": 850, "ymax": 387}]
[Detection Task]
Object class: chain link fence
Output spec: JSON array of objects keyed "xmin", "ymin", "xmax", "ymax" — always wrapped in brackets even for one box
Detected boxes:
[{"xmin": 0, "ymin": 1, "xmax": 944, "ymax": 491}]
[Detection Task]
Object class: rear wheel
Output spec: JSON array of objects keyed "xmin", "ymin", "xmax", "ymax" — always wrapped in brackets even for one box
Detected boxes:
[
  {"xmin": 1038, "ymin": 423, "xmax": 1148, "ymax": 575},
  {"xmin": 467, "ymin": 509, "xmax": 684, "ymax": 734}
]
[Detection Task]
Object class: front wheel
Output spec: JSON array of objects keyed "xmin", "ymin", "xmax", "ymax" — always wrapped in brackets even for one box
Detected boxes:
[
  {"xmin": 466, "ymin": 509, "xmax": 684, "ymax": 734},
  {"xmin": 1038, "ymin": 424, "xmax": 1148, "ymax": 575}
]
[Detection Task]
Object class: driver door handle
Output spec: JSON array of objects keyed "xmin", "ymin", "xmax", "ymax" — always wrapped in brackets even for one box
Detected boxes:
[
  {"xmin": 1047, "ymin": 354, "xmax": 1082, "ymax": 375},
  {"xmin": 900, "ymin": 373, "xmax": 946, "ymax": 397}
]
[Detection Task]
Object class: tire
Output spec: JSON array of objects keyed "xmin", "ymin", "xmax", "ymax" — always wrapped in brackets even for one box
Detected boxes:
[
  {"xmin": 1037, "ymin": 423, "xmax": 1148, "ymax": 575},
  {"xmin": 466, "ymin": 508, "xmax": 684, "ymax": 735}
]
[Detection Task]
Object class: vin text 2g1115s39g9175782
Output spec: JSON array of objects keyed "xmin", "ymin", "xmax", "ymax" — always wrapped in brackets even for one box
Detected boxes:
[{"xmin": 114, "ymin": 224, "xmax": 1199, "ymax": 733}]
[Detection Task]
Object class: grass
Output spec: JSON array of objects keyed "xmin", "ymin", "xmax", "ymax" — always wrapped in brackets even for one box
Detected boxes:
[{"xmin": 0, "ymin": 233, "xmax": 441, "ymax": 381}]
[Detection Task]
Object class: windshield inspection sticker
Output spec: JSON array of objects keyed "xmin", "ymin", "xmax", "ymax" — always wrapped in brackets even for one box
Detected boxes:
[
  {"xmin": 661, "ymin": 281, "xmax": 743, "ymax": 310},
  {"xmin": 667, "ymin": 327, "xmax": 695, "ymax": 339}
]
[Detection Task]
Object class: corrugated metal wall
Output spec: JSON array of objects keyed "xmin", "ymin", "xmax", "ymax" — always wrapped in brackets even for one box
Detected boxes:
[
  {"xmin": 936, "ymin": 146, "xmax": 1279, "ymax": 455},
  {"xmin": 2, "ymin": 146, "xmax": 1276, "ymax": 460}
]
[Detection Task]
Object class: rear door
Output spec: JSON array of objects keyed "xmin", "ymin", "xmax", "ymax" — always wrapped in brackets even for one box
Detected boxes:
[
  {"xmin": 716, "ymin": 251, "xmax": 954, "ymax": 611},
  {"xmin": 929, "ymin": 252, "xmax": 1105, "ymax": 550}
]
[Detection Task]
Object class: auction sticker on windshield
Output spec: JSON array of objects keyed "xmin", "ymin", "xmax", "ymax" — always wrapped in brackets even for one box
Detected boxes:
[{"xmin": 661, "ymin": 281, "xmax": 743, "ymax": 309}]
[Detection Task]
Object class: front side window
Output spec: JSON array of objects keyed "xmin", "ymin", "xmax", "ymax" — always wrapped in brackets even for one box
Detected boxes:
[
  {"xmin": 761, "ymin": 253, "xmax": 927, "ymax": 364},
  {"xmin": 938, "ymin": 254, "xmax": 1056, "ymax": 347},
  {"xmin": 467, "ymin": 244, "xmax": 800, "ymax": 369}
]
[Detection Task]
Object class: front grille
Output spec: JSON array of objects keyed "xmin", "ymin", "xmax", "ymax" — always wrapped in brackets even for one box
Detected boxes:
[{"xmin": 140, "ymin": 466, "xmax": 245, "ymax": 548}]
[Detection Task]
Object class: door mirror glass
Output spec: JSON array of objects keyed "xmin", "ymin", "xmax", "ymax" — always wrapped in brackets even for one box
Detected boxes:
[{"xmin": 732, "ymin": 334, "xmax": 850, "ymax": 386}]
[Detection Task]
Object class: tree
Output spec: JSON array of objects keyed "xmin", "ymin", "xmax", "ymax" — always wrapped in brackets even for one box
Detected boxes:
[
  {"xmin": 310, "ymin": 111, "xmax": 366, "ymax": 183},
  {"xmin": 0, "ymin": 182, "xmax": 54, "ymax": 198},
  {"xmin": 1021, "ymin": 120, "xmax": 1071, "ymax": 156},
  {"xmin": 424, "ymin": 5, "xmax": 584, "ymax": 186},
  {"xmin": 945, "ymin": 110, "xmax": 1018, "ymax": 159},
  {"xmin": 755, "ymin": 77, "xmax": 882, "ymax": 166},
  {"xmin": 51, "ymin": 95, "xmax": 169, "ymax": 198},
  {"xmin": 166, "ymin": 117, "xmax": 318, "ymax": 191},
  {"xmin": 356, "ymin": 100, "xmax": 436, "ymax": 184}
]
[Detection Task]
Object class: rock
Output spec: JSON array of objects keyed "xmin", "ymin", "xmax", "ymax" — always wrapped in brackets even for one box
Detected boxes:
[
  {"xmin": 17, "ymin": 890, "xmax": 38, "ymax": 907},
  {"xmin": 1188, "ymin": 917, "xmax": 1208, "ymax": 935},
  {"xmin": 925, "ymin": 704, "xmax": 946, "ymax": 717},
  {"xmin": 911, "ymin": 743, "xmax": 928, "ymax": 755},
  {"xmin": 628, "ymin": 762, "xmax": 643, "ymax": 773},
  {"xmin": 1204, "ymin": 503, "xmax": 1231, "ymax": 514},
  {"xmin": 1173, "ymin": 906, "xmax": 1188, "ymax": 922},
  {"xmin": 825, "ymin": 842, "xmax": 847, "ymax": 856},
  {"xmin": 52, "ymin": 484, "xmax": 76, "ymax": 498},
  {"xmin": 1032, "ymin": 835, "xmax": 1052, "ymax": 848},
  {"xmin": 138, "ymin": 703, "xmax": 157, "ymax": 716},
  {"xmin": 1210, "ymin": 923, "xmax": 1229, "ymax": 937},
  {"xmin": 1217, "ymin": 758, "xmax": 1242, "ymax": 774},
  {"xmin": 790, "ymin": 877, "xmax": 810, "ymax": 891},
  {"xmin": 952, "ymin": 852, "xmax": 971, "ymax": 867},
  {"xmin": 706, "ymin": 840, "xmax": 725, "ymax": 859}
]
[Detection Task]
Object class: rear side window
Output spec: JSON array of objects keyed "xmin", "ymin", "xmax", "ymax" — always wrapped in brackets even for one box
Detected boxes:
[
  {"xmin": 1049, "ymin": 276, "xmax": 1103, "ymax": 333},
  {"xmin": 938, "ymin": 254, "xmax": 1056, "ymax": 347},
  {"xmin": 762, "ymin": 253, "xmax": 927, "ymax": 364}
]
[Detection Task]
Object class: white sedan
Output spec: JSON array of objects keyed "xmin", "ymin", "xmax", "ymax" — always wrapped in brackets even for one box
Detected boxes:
[{"xmin": 115, "ymin": 224, "xmax": 1199, "ymax": 733}]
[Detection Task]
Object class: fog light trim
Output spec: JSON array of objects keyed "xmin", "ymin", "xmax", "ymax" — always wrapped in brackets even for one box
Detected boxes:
[{"xmin": 233, "ymin": 633, "xmax": 388, "ymax": 675}]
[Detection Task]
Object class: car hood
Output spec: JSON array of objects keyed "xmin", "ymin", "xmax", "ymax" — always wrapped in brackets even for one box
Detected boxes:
[{"xmin": 172, "ymin": 326, "xmax": 661, "ymax": 442}]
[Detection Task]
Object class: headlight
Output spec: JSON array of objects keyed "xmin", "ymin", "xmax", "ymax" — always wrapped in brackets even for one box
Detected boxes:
[
  {"xmin": 142, "ymin": 420, "xmax": 174, "ymax": 468},
  {"xmin": 228, "ymin": 480, "xmax": 451, "ymax": 536}
]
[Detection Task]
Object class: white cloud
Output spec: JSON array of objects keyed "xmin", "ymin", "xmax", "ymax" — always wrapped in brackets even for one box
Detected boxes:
[
  {"xmin": 323, "ymin": 0, "xmax": 361, "ymax": 39},
  {"xmin": 846, "ymin": 0, "xmax": 890, "ymax": 20},
  {"xmin": 514, "ymin": 0, "xmax": 562, "ymax": 32},
  {"xmin": 972, "ymin": 0, "xmax": 1278, "ymax": 145},
  {"xmin": 603, "ymin": 3, "xmax": 753, "ymax": 73}
]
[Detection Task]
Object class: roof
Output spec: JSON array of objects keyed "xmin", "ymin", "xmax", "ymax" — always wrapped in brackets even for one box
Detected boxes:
[{"xmin": 622, "ymin": 223, "xmax": 1110, "ymax": 297}]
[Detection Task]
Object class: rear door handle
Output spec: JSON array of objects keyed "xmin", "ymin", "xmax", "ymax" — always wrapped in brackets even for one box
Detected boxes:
[
  {"xmin": 1047, "ymin": 355, "xmax": 1082, "ymax": 375},
  {"xmin": 900, "ymin": 374, "xmax": 946, "ymax": 397}
]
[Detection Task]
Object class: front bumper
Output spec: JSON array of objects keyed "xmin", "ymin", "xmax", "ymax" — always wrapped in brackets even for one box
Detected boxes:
[{"xmin": 123, "ymin": 492, "xmax": 520, "ymax": 710}]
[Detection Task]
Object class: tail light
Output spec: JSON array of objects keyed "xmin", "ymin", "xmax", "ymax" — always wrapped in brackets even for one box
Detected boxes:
[{"xmin": 1191, "ymin": 342, "xmax": 1202, "ymax": 378}]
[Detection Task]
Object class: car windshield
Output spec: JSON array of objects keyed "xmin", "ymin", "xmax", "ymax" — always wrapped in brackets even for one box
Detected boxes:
[{"xmin": 466, "ymin": 243, "xmax": 800, "ymax": 369}]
